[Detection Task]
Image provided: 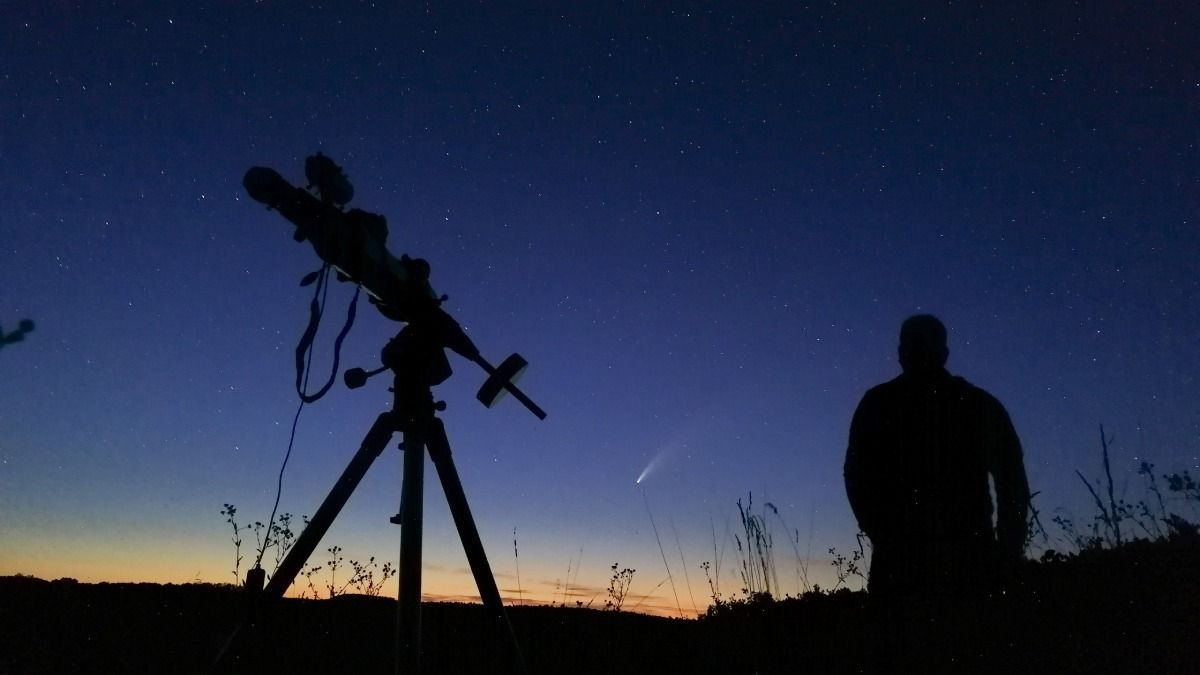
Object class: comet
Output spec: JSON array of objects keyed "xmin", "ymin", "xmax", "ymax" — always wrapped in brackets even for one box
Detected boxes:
[{"xmin": 635, "ymin": 451, "xmax": 666, "ymax": 485}]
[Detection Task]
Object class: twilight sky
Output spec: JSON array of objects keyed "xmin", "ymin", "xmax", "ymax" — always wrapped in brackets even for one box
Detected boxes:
[{"xmin": 2, "ymin": 2, "xmax": 1197, "ymax": 616}]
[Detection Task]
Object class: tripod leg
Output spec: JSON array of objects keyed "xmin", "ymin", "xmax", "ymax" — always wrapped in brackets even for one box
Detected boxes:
[
  {"xmin": 214, "ymin": 412, "xmax": 396, "ymax": 672},
  {"xmin": 426, "ymin": 419, "xmax": 528, "ymax": 675},
  {"xmin": 396, "ymin": 425, "xmax": 426, "ymax": 675},
  {"xmin": 265, "ymin": 411, "xmax": 396, "ymax": 596}
]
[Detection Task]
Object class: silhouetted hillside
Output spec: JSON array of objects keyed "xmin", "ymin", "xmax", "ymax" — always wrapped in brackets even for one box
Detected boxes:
[{"xmin": 1, "ymin": 537, "xmax": 1196, "ymax": 674}]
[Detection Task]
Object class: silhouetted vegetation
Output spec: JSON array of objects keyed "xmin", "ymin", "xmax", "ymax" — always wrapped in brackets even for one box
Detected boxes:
[
  {"xmin": 604, "ymin": 563, "xmax": 636, "ymax": 611},
  {"xmin": 4, "ymin": 532, "xmax": 1196, "ymax": 675},
  {"xmin": 1045, "ymin": 426, "xmax": 1200, "ymax": 557},
  {"xmin": 6, "ymin": 437, "xmax": 1193, "ymax": 673},
  {"xmin": 734, "ymin": 493, "xmax": 778, "ymax": 601},
  {"xmin": 219, "ymin": 504, "xmax": 394, "ymax": 600}
]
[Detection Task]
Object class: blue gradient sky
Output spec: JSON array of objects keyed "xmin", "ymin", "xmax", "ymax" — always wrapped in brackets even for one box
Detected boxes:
[{"xmin": 2, "ymin": 2, "xmax": 1197, "ymax": 615}]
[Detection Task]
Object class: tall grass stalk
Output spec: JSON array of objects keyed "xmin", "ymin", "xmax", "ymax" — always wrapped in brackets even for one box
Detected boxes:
[
  {"xmin": 670, "ymin": 517, "xmax": 698, "ymax": 614},
  {"xmin": 627, "ymin": 576, "xmax": 669, "ymax": 613},
  {"xmin": 768, "ymin": 504, "xmax": 812, "ymax": 595},
  {"xmin": 571, "ymin": 547, "xmax": 584, "ymax": 606},
  {"xmin": 640, "ymin": 487, "xmax": 684, "ymax": 617},
  {"xmin": 735, "ymin": 493, "xmax": 777, "ymax": 599},
  {"xmin": 513, "ymin": 527, "xmax": 523, "ymax": 606},
  {"xmin": 560, "ymin": 548, "xmax": 583, "ymax": 606},
  {"xmin": 708, "ymin": 511, "xmax": 733, "ymax": 603},
  {"xmin": 562, "ymin": 557, "xmax": 572, "ymax": 606},
  {"xmin": 1073, "ymin": 425, "xmax": 1125, "ymax": 547}
]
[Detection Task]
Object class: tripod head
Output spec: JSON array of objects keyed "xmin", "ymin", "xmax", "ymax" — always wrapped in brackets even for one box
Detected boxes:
[{"xmin": 243, "ymin": 154, "xmax": 546, "ymax": 419}]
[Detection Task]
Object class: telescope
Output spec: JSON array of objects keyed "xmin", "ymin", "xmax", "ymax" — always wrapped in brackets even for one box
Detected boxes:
[
  {"xmin": 242, "ymin": 154, "xmax": 544, "ymax": 418},
  {"xmin": 219, "ymin": 154, "xmax": 540, "ymax": 673}
]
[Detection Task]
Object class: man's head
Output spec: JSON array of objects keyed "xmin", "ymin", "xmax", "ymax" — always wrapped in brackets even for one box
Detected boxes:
[{"xmin": 898, "ymin": 314, "xmax": 948, "ymax": 374}]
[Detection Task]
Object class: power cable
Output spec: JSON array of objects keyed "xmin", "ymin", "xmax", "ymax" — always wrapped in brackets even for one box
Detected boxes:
[{"xmin": 254, "ymin": 265, "xmax": 360, "ymax": 569}]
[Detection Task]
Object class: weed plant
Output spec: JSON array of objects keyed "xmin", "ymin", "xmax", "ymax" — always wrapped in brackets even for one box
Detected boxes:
[
  {"xmin": 827, "ymin": 533, "xmax": 868, "ymax": 592},
  {"xmin": 219, "ymin": 504, "xmax": 245, "ymax": 585},
  {"xmin": 219, "ymin": 503, "xmax": 395, "ymax": 598},
  {"xmin": 604, "ymin": 564, "xmax": 635, "ymax": 611},
  {"xmin": 1049, "ymin": 425, "xmax": 1200, "ymax": 557}
]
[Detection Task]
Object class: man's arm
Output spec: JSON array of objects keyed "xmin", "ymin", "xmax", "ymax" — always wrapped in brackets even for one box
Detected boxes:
[
  {"xmin": 845, "ymin": 392, "xmax": 884, "ymax": 541},
  {"xmin": 983, "ymin": 395, "xmax": 1030, "ymax": 562}
]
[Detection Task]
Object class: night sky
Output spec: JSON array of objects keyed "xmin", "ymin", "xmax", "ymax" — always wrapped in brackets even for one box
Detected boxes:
[{"xmin": 2, "ymin": 2, "xmax": 1197, "ymax": 616}]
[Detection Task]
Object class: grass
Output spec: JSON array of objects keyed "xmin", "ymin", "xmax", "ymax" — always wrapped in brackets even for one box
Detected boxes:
[
  {"xmin": 734, "ymin": 493, "xmax": 778, "ymax": 601},
  {"xmin": 5, "ymin": 426, "xmax": 1197, "ymax": 673},
  {"xmin": 193, "ymin": 423, "xmax": 1200, "ymax": 673},
  {"xmin": 1045, "ymin": 425, "xmax": 1200, "ymax": 556},
  {"xmin": 7, "ymin": 540, "xmax": 1197, "ymax": 675},
  {"xmin": 220, "ymin": 423, "xmax": 1199, "ymax": 612}
]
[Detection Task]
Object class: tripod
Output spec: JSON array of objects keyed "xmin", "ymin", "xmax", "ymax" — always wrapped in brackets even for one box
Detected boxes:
[{"xmin": 215, "ymin": 319, "xmax": 531, "ymax": 674}]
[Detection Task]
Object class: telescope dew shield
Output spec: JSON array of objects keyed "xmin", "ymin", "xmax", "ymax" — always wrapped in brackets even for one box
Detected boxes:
[{"xmin": 242, "ymin": 165, "xmax": 437, "ymax": 320}]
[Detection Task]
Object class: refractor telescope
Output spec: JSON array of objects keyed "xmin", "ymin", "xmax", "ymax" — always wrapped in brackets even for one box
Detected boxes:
[
  {"xmin": 226, "ymin": 153, "xmax": 539, "ymax": 674},
  {"xmin": 242, "ymin": 153, "xmax": 544, "ymax": 418}
]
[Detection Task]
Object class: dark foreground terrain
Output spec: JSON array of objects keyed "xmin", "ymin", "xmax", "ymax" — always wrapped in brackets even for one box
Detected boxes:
[{"xmin": 2, "ymin": 539, "xmax": 1197, "ymax": 674}]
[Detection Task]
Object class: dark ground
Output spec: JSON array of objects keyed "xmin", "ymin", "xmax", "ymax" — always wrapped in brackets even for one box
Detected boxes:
[{"xmin": 2, "ymin": 538, "xmax": 1197, "ymax": 674}]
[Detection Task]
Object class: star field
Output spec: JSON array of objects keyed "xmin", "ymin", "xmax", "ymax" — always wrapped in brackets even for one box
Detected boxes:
[{"xmin": 1, "ymin": 2, "xmax": 1197, "ymax": 614}]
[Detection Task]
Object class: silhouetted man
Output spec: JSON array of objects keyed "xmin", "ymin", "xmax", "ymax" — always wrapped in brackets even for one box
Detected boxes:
[{"xmin": 844, "ymin": 315, "xmax": 1029, "ymax": 597}]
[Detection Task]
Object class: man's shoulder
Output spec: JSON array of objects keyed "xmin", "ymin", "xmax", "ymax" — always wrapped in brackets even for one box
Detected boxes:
[
  {"xmin": 856, "ymin": 376, "xmax": 907, "ymax": 410},
  {"xmin": 859, "ymin": 374, "xmax": 1006, "ymax": 406},
  {"xmin": 862, "ymin": 376, "xmax": 905, "ymax": 398},
  {"xmin": 952, "ymin": 376, "xmax": 1007, "ymax": 410}
]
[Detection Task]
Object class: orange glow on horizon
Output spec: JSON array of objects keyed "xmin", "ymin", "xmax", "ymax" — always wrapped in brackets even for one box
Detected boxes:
[
  {"xmin": 1, "ymin": 561, "xmax": 704, "ymax": 619},
  {"xmin": 1, "ymin": 532, "xmax": 711, "ymax": 618}
]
